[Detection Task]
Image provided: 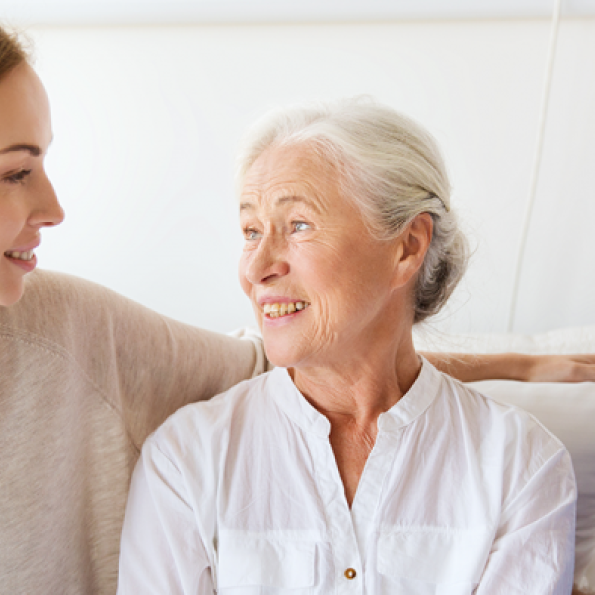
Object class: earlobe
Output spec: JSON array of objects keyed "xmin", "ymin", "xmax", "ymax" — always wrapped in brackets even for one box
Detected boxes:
[{"xmin": 391, "ymin": 213, "xmax": 433, "ymax": 290}]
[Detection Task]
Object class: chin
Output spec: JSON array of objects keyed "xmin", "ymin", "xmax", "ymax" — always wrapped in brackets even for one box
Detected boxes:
[
  {"xmin": 265, "ymin": 350, "xmax": 297, "ymax": 369},
  {"xmin": 0, "ymin": 283, "xmax": 24, "ymax": 307},
  {"xmin": 263, "ymin": 340, "xmax": 306, "ymax": 369}
]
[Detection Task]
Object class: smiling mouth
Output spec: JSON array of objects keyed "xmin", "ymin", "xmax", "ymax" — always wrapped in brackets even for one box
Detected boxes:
[
  {"xmin": 263, "ymin": 301, "xmax": 310, "ymax": 319},
  {"xmin": 4, "ymin": 250, "xmax": 35, "ymax": 262}
]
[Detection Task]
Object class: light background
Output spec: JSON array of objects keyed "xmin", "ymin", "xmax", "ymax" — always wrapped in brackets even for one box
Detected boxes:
[{"xmin": 4, "ymin": 4, "xmax": 594, "ymax": 335}]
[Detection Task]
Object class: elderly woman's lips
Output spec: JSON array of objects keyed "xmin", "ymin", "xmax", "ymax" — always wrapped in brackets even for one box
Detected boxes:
[{"xmin": 263, "ymin": 301, "xmax": 310, "ymax": 319}]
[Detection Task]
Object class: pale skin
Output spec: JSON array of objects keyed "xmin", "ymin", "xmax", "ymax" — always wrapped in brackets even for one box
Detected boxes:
[
  {"xmin": 240, "ymin": 146, "xmax": 435, "ymax": 503},
  {"xmin": 1, "ymin": 56, "xmax": 593, "ymax": 397},
  {"xmin": 425, "ymin": 352, "xmax": 595, "ymax": 383},
  {"xmin": 0, "ymin": 62, "xmax": 64, "ymax": 306},
  {"xmin": 2, "ymin": 46, "xmax": 592, "ymax": 595},
  {"xmin": 239, "ymin": 144, "xmax": 595, "ymax": 506}
]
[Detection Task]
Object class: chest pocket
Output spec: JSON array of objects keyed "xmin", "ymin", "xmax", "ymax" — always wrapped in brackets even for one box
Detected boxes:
[
  {"xmin": 217, "ymin": 533, "xmax": 316, "ymax": 594},
  {"xmin": 376, "ymin": 528, "xmax": 492, "ymax": 595}
]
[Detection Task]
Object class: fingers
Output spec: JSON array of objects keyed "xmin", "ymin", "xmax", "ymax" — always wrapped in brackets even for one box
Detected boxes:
[{"xmin": 570, "ymin": 362, "xmax": 595, "ymax": 383}]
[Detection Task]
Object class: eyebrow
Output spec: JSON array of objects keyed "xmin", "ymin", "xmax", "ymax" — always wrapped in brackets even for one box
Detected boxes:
[
  {"xmin": 0, "ymin": 144, "xmax": 42, "ymax": 156},
  {"xmin": 240, "ymin": 195, "xmax": 320, "ymax": 213}
]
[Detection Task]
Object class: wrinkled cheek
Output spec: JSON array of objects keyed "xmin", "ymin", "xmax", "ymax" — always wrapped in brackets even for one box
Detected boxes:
[{"xmin": 309, "ymin": 298, "xmax": 339, "ymax": 350}]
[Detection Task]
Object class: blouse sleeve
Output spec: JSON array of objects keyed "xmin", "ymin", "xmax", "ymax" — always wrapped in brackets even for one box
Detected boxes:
[
  {"xmin": 475, "ymin": 446, "xmax": 577, "ymax": 594},
  {"xmin": 117, "ymin": 439, "xmax": 215, "ymax": 595}
]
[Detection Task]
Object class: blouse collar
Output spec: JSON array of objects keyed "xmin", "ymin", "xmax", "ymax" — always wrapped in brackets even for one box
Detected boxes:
[{"xmin": 267, "ymin": 356, "xmax": 443, "ymax": 438}]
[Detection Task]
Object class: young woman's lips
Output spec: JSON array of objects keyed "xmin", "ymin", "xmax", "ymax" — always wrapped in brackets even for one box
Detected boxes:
[{"xmin": 4, "ymin": 252, "xmax": 38, "ymax": 273}]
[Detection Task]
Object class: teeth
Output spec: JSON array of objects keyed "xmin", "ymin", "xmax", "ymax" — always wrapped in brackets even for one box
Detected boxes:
[
  {"xmin": 262, "ymin": 301, "xmax": 309, "ymax": 319},
  {"xmin": 4, "ymin": 250, "xmax": 34, "ymax": 261}
]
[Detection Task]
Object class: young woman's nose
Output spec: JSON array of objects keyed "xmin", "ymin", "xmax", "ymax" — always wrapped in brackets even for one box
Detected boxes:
[{"xmin": 28, "ymin": 172, "xmax": 65, "ymax": 228}]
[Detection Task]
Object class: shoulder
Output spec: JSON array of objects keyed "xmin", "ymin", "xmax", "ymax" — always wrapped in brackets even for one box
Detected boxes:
[
  {"xmin": 0, "ymin": 269, "xmax": 143, "ymax": 365},
  {"xmin": 146, "ymin": 371, "xmax": 275, "ymax": 458},
  {"xmin": 441, "ymin": 371, "xmax": 564, "ymax": 443},
  {"xmin": 23, "ymin": 268, "xmax": 124, "ymax": 306},
  {"xmin": 139, "ymin": 372, "xmax": 277, "ymax": 513},
  {"xmin": 0, "ymin": 270, "xmax": 172, "ymax": 400},
  {"xmin": 1, "ymin": 269, "xmax": 138, "ymax": 337},
  {"xmin": 424, "ymin": 368, "xmax": 575, "ymax": 513},
  {"xmin": 436, "ymin": 370, "xmax": 570, "ymax": 476},
  {"xmin": 0, "ymin": 270, "xmax": 114, "ymax": 370}
]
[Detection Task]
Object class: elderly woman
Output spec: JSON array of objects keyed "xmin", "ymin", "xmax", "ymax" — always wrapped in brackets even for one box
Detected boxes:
[{"xmin": 117, "ymin": 99, "xmax": 577, "ymax": 593}]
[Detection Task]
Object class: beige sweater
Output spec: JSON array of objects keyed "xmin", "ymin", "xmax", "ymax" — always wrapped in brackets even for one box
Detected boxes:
[{"xmin": 0, "ymin": 270, "xmax": 266, "ymax": 594}]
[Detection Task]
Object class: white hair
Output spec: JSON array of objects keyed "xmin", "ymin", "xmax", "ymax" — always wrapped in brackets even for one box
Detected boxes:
[{"xmin": 236, "ymin": 97, "xmax": 468, "ymax": 323}]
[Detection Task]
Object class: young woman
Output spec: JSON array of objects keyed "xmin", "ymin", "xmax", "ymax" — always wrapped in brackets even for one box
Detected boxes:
[
  {"xmin": 0, "ymin": 26, "xmax": 269, "ymax": 594},
  {"xmin": 1, "ymin": 25, "xmax": 593, "ymax": 594}
]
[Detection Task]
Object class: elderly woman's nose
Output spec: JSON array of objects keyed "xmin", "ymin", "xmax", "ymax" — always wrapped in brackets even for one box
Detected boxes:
[{"xmin": 245, "ymin": 237, "xmax": 290, "ymax": 285}]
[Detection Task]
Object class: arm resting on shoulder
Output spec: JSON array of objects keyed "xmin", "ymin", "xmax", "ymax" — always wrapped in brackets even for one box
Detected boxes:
[
  {"xmin": 19, "ymin": 270, "xmax": 266, "ymax": 449},
  {"xmin": 422, "ymin": 352, "xmax": 595, "ymax": 383}
]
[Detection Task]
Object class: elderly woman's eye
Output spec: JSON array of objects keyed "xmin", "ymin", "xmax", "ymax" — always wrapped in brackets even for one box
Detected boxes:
[
  {"xmin": 243, "ymin": 227, "xmax": 261, "ymax": 240},
  {"xmin": 293, "ymin": 221, "xmax": 311, "ymax": 232}
]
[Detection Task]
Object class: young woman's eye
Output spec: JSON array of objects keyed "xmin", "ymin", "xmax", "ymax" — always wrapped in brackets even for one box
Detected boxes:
[
  {"xmin": 3, "ymin": 169, "xmax": 32, "ymax": 185},
  {"xmin": 293, "ymin": 221, "xmax": 311, "ymax": 232}
]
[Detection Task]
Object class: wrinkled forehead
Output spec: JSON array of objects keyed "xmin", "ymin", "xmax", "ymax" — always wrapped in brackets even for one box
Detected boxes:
[{"xmin": 240, "ymin": 144, "xmax": 342, "ymax": 212}]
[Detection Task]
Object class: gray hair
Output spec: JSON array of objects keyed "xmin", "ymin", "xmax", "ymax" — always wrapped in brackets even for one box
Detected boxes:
[{"xmin": 236, "ymin": 97, "xmax": 468, "ymax": 323}]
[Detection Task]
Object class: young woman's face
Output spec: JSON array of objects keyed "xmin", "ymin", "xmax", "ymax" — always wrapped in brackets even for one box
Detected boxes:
[{"xmin": 0, "ymin": 62, "xmax": 63, "ymax": 306}]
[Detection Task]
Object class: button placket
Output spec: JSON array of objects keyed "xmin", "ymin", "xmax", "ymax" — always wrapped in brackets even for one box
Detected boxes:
[
  {"xmin": 350, "ymin": 429, "xmax": 395, "ymax": 554},
  {"xmin": 310, "ymin": 435, "xmax": 363, "ymax": 593}
]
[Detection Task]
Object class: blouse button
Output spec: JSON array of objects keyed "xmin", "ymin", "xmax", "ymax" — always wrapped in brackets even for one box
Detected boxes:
[{"xmin": 344, "ymin": 568, "xmax": 357, "ymax": 580}]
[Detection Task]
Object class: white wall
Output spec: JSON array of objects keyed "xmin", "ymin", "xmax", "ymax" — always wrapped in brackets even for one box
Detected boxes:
[
  {"xmin": 27, "ymin": 19, "xmax": 595, "ymax": 335},
  {"xmin": 6, "ymin": 0, "xmax": 595, "ymax": 25}
]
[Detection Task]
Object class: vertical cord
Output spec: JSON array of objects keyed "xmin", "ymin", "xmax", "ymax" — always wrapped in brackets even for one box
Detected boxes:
[{"xmin": 507, "ymin": 0, "xmax": 562, "ymax": 332}]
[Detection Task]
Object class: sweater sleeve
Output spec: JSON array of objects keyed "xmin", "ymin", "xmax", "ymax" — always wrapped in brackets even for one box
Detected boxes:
[{"xmin": 17, "ymin": 270, "xmax": 265, "ymax": 449}]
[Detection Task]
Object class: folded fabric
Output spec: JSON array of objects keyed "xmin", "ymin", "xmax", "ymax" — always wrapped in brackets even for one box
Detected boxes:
[{"xmin": 415, "ymin": 325, "xmax": 595, "ymax": 590}]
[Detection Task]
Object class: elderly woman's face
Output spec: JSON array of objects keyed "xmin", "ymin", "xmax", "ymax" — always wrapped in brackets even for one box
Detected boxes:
[{"xmin": 239, "ymin": 145, "xmax": 401, "ymax": 368}]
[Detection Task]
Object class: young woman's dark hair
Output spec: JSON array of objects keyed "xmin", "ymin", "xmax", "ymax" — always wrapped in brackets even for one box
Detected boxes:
[{"xmin": 0, "ymin": 25, "xmax": 28, "ymax": 82}]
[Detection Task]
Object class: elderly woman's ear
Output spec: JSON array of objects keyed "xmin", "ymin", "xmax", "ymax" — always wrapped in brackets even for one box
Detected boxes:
[{"xmin": 390, "ymin": 212, "xmax": 434, "ymax": 291}]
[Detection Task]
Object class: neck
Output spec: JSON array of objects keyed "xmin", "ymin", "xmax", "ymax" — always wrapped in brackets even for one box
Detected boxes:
[
  {"xmin": 289, "ymin": 325, "xmax": 421, "ymax": 508},
  {"xmin": 290, "ymin": 328, "xmax": 421, "ymax": 428}
]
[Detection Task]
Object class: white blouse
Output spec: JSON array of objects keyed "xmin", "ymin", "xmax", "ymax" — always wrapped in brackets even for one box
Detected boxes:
[{"xmin": 118, "ymin": 359, "xmax": 576, "ymax": 594}]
